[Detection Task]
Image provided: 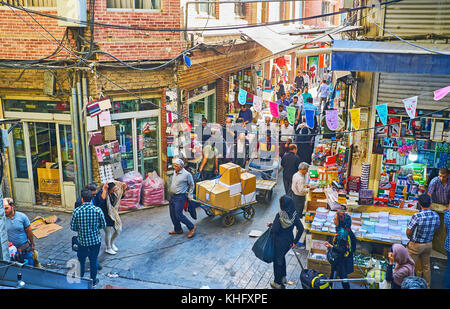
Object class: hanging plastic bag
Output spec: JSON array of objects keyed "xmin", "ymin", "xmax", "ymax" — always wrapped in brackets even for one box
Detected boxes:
[{"xmin": 141, "ymin": 171, "xmax": 165, "ymax": 206}]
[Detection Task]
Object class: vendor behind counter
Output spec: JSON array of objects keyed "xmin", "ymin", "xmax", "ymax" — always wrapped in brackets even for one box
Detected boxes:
[{"xmin": 427, "ymin": 168, "xmax": 450, "ymax": 207}]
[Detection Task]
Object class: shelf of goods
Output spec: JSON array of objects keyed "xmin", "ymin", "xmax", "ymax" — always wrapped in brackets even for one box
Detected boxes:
[{"xmin": 306, "ymin": 204, "xmax": 418, "ymax": 282}]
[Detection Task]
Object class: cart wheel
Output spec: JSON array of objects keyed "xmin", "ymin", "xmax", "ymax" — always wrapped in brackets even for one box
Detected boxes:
[
  {"xmin": 243, "ymin": 206, "xmax": 255, "ymax": 220},
  {"xmin": 222, "ymin": 214, "xmax": 235, "ymax": 227},
  {"xmin": 268, "ymin": 189, "xmax": 273, "ymax": 201}
]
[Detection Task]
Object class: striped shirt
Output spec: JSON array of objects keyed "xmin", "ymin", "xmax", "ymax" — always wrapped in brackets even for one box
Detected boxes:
[
  {"xmin": 428, "ymin": 176, "xmax": 450, "ymax": 205},
  {"xmin": 444, "ymin": 209, "xmax": 450, "ymax": 252},
  {"xmin": 407, "ymin": 209, "xmax": 440, "ymax": 243},
  {"xmin": 70, "ymin": 202, "xmax": 106, "ymax": 247}
]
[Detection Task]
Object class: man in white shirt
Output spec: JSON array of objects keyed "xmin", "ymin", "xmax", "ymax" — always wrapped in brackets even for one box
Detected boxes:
[
  {"xmin": 302, "ymin": 71, "xmax": 309, "ymax": 89},
  {"xmin": 316, "ymin": 79, "xmax": 330, "ymax": 114},
  {"xmin": 280, "ymin": 119, "xmax": 295, "ymax": 157},
  {"xmin": 291, "ymin": 162, "xmax": 316, "ymax": 218}
]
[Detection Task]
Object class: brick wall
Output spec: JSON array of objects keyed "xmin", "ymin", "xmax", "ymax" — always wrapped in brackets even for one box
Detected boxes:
[
  {"xmin": 93, "ymin": 0, "xmax": 185, "ymax": 61},
  {"xmin": 0, "ymin": 0, "xmax": 186, "ymax": 62},
  {"xmin": 0, "ymin": 7, "xmax": 74, "ymax": 60}
]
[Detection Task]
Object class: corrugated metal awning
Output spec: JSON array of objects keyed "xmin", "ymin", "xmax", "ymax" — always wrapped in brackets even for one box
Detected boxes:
[{"xmin": 331, "ymin": 40, "xmax": 450, "ymax": 75}]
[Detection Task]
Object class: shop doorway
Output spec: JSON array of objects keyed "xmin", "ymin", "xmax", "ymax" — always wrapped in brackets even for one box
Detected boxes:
[
  {"xmin": 8, "ymin": 121, "xmax": 76, "ymax": 209},
  {"xmin": 111, "ymin": 110, "xmax": 161, "ymax": 177}
]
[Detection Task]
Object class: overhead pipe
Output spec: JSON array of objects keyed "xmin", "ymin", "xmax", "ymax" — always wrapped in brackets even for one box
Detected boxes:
[
  {"xmin": 71, "ymin": 85, "xmax": 83, "ymax": 193},
  {"xmin": 76, "ymin": 72, "xmax": 88, "ymax": 188},
  {"xmin": 82, "ymin": 72, "xmax": 93, "ymax": 184}
]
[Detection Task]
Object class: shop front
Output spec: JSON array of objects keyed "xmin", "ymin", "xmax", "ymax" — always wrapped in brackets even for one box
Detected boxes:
[
  {"xmin": 3, "ymin": 98, "xmax": 76, "ymax": 210},
  {"xmin": 186, "ymin": 83, "xmax": 216, "ymax": 125},
  {"xmin": 97, "ymin": 96, "xmax": 162, "ymax": 180}
]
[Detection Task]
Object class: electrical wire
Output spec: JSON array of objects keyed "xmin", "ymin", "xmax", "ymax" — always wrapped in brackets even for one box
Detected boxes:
[
  {"xmin": 374, "ymin": 23, "xmax": 450, "ymax": 56},
  {"xmin": 0, "ymin": 0, "xmax": 403, "ymax": 32}
]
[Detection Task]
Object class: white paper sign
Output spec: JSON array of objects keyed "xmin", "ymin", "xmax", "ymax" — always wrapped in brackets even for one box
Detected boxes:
[
  {"xmin": 86, "ymin": 115, "xmax": 98, "ymax": 131},
  {"xmin": 99, "ymin": 110, "xmax": 112, "ymax": 127},
  {"xmin": 402, "ymin": 96, "xmax": 418, "ymax": 119},
  {"xmin": 98, "ymin": 98, "xmax": 112, "ymax": 110}
]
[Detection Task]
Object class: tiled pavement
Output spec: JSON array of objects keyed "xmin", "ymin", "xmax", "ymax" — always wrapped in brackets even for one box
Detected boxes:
[{"xmin": 22, "ymin": 179, "xmax": 317, "ymax": 289}]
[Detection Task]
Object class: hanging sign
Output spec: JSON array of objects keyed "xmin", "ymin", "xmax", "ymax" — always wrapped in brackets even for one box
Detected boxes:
[
  {"xmin": 246, "ymin": 92, "xmax": 254, "ymax": 105},
  {"xmin": 253, "ymin": 95, "xmax": 262, "ymax": 112},
  {"xmin": 269, "ymin": 101, "xmax": 279, "ymax": 118},
  {"xmin": 286, "ymin": 106, "xmax": 296, "ymax": 125},
  {"xmin": 238, "ymin": 88, "xmax": 248, "ymax": 105},
  {"xmin": 350, "ymin": 108, "xmax": 360, "ymax": 130},
  {"xmin": 402, "ymin": 96, "xmax": 418, "ymax": 119},
  {"xmin": 305, "ymin": 109, "xmax": 315, "ymax": 129},
  {"xmin": 37, "ymin": 168, "xmax": 61, "ymax": 194},
  {"xmin": 325, "ymin": 109, "xmax": 339, "ymax": 131},
  {"xmin": 434, "ymin": 85, "xmax": 450, "ymax": 101},
  {"xmin": 375, "ymin": 104, "xmax": 388, "ymax": 126}
]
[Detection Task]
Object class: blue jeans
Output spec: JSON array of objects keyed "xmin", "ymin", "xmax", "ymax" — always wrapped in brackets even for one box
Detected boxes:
[
  {"xmin": 77, "ymin": 243, "xmax": 101, "ymax": 282},
  {"xmin": 169, "ymin": 194, "xmax": 194, "ymax": 232},
  {"xmin": 445, "ymin": 251, "xmax": 450, "ymax": 289}
]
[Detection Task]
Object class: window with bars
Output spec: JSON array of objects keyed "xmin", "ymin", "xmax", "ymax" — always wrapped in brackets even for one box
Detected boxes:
[
  {"xmin": 107, "ymin": 0, "xmax": 161, "ymax": 10},
  {"xmin": 2, "ymin": 0, "xmax": 56, "ymax": 7},
  {"xmin": 196, "ymin": 0, "xmax": 215, "ymax": 16},
  {"xmin": 234, "ymin": 1, "xmax": 246, "ymax": 18}
]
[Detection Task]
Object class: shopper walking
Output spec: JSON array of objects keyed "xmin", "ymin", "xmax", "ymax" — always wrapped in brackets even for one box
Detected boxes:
[
  {"xmin": 324, "ymin": 210, "xmax": 356, "ymax": 289},
  {"xmin": 70, "ymin": 189, "xmax": 106, "ymax": 287},
  {"xmin": 386, "ymin": 244, "xmax": 415, "ymax": 289},
  {"xmin": 75, "ymin": 183, "xmax": 98, "ymax": 209},
  {"xmin": 94, "ymin": 181, "xmax": 127, "ymax": 255},
  {"xmin": 444, "ymin": 204, "xmax": 450, "ymax": 289},
  {"xmin": 316, "ymin": 79, "xmax": 330, "ymax": 115},
  {"xmin": 4, "ymin": 198, "xmax": 35, "ymax": 266},
  {"xmin": 169, "ymin": 158, "xmax": 196, "ymax": 238},
  {"xmin": 291, "ymin": 162, "xmax": 316, "ymax": 218},
  {"xmin": 295, "ymin": 117, "xmax": 314, "ymax": 164},
  {"xmin": 294, "ymin": 71, "xmax": 304, "ymax": 93},
  {"xmin": 267, "ymin": 195, "xmax": 304, "ymax": 289},
  {"xmin": 406, "ymin": 194, "xmax": 440, "ymax": 287},
  {"xmin": 199, "ymin": 141, "xmax": 219, "ymax": 181},
  {"xmin": 279, "ymin": 119, "xmax": 295, "ymax": 158},
  {"xmin": 302, "ymin": 71, "xmax": 309, "ymax": 90},
  {"xmin": 280, "ymin": 144, "xmax": 301, "ymax": 195},
  {"xmin": 234, "ymin": 132, "xmax": 249, "ymax": 169}
]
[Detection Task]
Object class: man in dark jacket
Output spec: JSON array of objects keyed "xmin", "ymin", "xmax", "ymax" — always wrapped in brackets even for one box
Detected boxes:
[
  {"xmin": 281, "ymin": 144, "xmax": 301, "ymax": 195},
  {"xmin": 74, "ymin": 183, "xmax": 98, "ymax": 209}
]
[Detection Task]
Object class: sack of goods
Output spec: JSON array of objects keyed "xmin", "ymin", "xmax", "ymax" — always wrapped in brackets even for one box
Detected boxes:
[
  {"xmin": 118, "ymin": 171, "xmax": 143, "ymax": 210},
  {"xmin": 196, "ymin": 163, "xmax": 256, "ymax": 215},
  {"xmin": 141, "ymin": 171, "xmax": 165, "ymax": 206}
]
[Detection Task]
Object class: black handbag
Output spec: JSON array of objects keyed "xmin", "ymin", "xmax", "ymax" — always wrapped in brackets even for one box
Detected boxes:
[
  {"xmin": 72, "ymin": 236, "xmax": 79, "ymax": 252},
  {"xmin": 327, "ymin": 247, "xmax": 340, "ymax": 268},
  {"xmin": 252, "ymin": 227, "xmax": 275, "ymax": 263}
]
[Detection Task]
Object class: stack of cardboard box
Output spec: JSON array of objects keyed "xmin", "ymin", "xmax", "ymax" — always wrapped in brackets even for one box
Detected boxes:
[{"xmin": 196, "ymin": 162, "xmax": 256, "ymax": 215}]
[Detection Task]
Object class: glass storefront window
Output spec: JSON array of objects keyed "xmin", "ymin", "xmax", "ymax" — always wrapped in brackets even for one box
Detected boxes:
[
  {"xmin": 137, "ymin": 118, "xmax": 160, "ymax": 176},
  {"xmin": 111, "ymin": 98, "xmax": 159, "ymax": 114},
  {"xmin": 112, "ymin": 119, "xmax": 134, "ymax": 173},
  {"xmin": 59, "ymin": 125, "xmax": 75, "ymax": 182},
  {"xmin": 4, "ymin": 100, "xmax": 70, "ymax": 114},
  {"xmin": 12, "ymin": 124, "xmax": 28, "ymax": 179}
]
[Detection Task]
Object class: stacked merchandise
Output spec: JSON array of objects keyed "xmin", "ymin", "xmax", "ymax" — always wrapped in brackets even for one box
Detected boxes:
[
  {"xmin": 196, "ymin": 163, "xmax": 256, "ymax": 215},
  {"xmin": 354, "ymin": 253, "xmax": 389, "ymax": 271},
  {"xmin": 360, "ymin": 163, "xmax": 370, "ymax": 190},
  {"xmin": 357, "ymin": 212, "xmax": 410, "ymax": 244},
  {"xmin": 141, "ymin": 172, "xmax": 165, "ymax": 206},
  {"xmin": 118, "ymin": 171, "xmax": 143, "ymax": 210}
]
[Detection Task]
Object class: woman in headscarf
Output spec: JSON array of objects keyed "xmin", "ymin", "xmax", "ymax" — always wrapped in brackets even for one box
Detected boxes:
[
  {"xmin": 324, "ymin": 210, "xmax": 356, "ymax": 289},
  {"xmin": 94, "ymin": 181, "xmax": 127, "ymax": 255},
  {"xmin": 386, "ymin": 243, "xmax": 415, "ymax": 289},
  {"xmin": 267, "ymin": 195, "xmax": 304, "ymax": 289}
]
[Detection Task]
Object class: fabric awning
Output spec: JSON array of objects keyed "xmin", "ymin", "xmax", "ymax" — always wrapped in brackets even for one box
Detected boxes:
[
  {"xmin": 239, "ymin": 26, "xmax": 299, "ymax": 55},
  {"xmin": 331, "ymin": 40, "xmax": 450, "ymax": 75}
]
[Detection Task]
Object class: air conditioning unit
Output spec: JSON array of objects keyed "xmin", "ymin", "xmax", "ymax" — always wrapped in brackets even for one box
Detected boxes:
[{"xmin": 57, "ymin": 0, "xmax": 87, "ymax": 27}]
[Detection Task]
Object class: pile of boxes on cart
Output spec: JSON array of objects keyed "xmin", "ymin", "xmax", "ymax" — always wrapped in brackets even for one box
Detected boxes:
[{"xmin": 196, "ymin": 163, "xmax": 257, "ymax": 215}]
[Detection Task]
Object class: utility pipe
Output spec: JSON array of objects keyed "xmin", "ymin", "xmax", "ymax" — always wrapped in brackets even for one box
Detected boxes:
[
  {"xmin": 82, "ymin": 72, "xmax": 93, "ymax": 184},
  {"xmin": 76, "ymin": 73, "xmax": 88, "ymax": 187},
  {"xmin": 71, "ymin": 86, "xmax": 83, "ymax": 194}
]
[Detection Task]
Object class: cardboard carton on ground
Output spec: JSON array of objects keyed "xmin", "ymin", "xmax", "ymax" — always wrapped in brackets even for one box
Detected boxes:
[
  {"xmin": 240, "ymin": 172, "xmax": 256, "ymax": 195},
  {"xmin": 219, "ymin": 162, "xmax": 241, "ymax": 186}
]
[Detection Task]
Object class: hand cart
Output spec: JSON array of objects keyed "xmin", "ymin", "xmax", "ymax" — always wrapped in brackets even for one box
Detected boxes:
[
  {"xmin": 193, "ymin": 197, "xmax": 257, "ymax": 227},
  {"xmin": 247, "ymin": 158, "xmax": 279, "ymax": 202},
  {"xmin": 291, "ymin": 248, "xmax": 376, "ymax": 289}
]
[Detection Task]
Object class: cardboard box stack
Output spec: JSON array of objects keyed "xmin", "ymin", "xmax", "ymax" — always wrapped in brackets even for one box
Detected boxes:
[{"xmin": 196, "ymin": 163, "xmax": 257, "ymax": 215}]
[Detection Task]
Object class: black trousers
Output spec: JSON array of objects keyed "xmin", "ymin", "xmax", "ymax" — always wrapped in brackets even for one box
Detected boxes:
[
  {"xmin": 283, "ymin": 177, "xmax": 292, "ymax": 195},
  {"xmin": 292, "ymin": 194, "xmax": 306, "ymax": 218}
]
